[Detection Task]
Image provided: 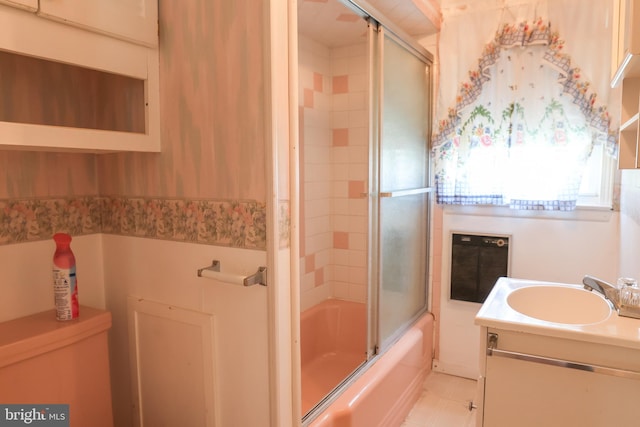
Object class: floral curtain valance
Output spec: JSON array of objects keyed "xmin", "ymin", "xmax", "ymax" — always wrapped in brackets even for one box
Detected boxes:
[{"xmin": 432, "ymin": 17, "xmax": 616, "ymax": 211}]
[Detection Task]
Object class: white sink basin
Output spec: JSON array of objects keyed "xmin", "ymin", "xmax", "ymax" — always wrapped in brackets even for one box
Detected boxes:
[{"xmin": 507, "ymin": 285, "xmax": 612, "ymax": 324}]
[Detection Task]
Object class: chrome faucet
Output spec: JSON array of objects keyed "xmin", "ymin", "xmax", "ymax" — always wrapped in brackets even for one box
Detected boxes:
[{"xmin": 582, "ymin": 275, "xmax": 620, "ymax": 310}]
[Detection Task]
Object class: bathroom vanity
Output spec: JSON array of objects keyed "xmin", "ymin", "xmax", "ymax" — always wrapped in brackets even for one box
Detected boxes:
[{"xmin": 475, "ymin": 278, "xmax": 640, "ymax": 427}]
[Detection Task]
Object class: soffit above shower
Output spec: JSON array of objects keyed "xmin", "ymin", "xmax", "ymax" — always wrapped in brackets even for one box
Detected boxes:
[{"xmin": 298, "ymin": 0, "xmax": 441, "ymax": 48}]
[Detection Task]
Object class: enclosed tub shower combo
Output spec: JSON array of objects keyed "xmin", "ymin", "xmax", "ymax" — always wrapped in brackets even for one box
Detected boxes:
[{"xmin": 297, "ymin": 0, "xmax": 434, "ymax": 424}]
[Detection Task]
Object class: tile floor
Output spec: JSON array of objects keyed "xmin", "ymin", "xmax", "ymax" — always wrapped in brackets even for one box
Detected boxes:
[{"xmin": 401, "ymin": 372, "xmax": 478, "ymax": 427}]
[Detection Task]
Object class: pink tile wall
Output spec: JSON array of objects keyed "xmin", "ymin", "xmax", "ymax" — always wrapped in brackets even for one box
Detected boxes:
[
  {"xmin": 299, "ymin": 37, "xmax": 369, "ymax": 309},
  {"xmin": 299, "ymin": 36, "xmax": 333, "ymax": 308},
  {"xmin": 330, "ymin": 43, "xmax": 368, "ymax": 303}
]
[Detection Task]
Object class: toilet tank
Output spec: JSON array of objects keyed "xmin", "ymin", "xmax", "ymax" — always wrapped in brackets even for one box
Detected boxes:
[{"xmin": 0, "ymin": 306, "xmax": 113, "ymax": 427}]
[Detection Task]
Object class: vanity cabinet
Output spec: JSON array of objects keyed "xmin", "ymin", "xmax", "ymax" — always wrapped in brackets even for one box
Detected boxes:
[
  {"xmin": 0, "ymin": 3, "xmax": 160, "ymax": 152},
  {"xmin": 612, "ymin": 0, "xmax": 640, "ymax": 168},
  {"xmin": 477, "ymin": 327, "xmax": 640, "ymax": 426}
]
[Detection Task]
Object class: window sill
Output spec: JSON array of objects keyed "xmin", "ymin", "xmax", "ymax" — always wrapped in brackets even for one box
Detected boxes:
[{"xmin": 442, "ymin": 204, "xmax": 615, "ymax": 222}]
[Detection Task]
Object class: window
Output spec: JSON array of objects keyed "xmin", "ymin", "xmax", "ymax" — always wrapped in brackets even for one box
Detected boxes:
[
  {"xmin": 432, "ymin": 19, "xmax": 616, "ymax": 212},
  {"xmin": 577, "ymin": 143, "xmax": 614, "ymax": 208}
]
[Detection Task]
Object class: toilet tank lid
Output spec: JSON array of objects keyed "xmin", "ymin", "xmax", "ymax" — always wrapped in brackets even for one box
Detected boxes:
[{"xmin": 0, "ymin": 306, "xmax": 111, "ymax": 369}]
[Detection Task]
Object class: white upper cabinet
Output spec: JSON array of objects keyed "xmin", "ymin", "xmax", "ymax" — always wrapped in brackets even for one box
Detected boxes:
[
  {"xmin": 612, "ymin": 0, "xmax": 640, "ymax": 86},
  {"xmin": 38, "ymin": 0, "xmax": 158, "ymax": 47},
  {"xmin": 612, "ymin": 0, "xmax": 640, "ymax": 169},
  {"xmin": 0, "ymin": 4, "xmax": 160, "ymax": 153}
]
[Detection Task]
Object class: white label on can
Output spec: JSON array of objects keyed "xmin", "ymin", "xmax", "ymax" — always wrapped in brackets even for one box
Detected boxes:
[{"xmin": 53, "ymin": 266, "xmax": 76, "ymax": 320}]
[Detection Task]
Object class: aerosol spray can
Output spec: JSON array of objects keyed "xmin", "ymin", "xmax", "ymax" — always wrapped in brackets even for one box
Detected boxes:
[{"xmin": 52, "ymin": 233, "xmax": 79, "ymax": 321}]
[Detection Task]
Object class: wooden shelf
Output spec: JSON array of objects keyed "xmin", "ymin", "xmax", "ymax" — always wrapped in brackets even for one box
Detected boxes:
[
  {"xmin": 621, "ymin": 112, "xmax": 640, "ymax": 132},
  {"xmin": 612, "ymin": 53, "xmax": 640, "ymax": 87}
]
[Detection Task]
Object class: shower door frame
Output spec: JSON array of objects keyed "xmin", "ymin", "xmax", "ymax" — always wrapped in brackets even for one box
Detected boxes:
[
  {"xmin": 296, "ymin": 0, "xmax": 435, "ymax": 423},
  {"xmin": 369, "ymin": 23, "xmax": 434, "ymax": 356}
]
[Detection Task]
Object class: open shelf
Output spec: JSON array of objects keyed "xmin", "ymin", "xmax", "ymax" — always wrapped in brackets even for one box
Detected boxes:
[{"xmin": 621, "ymin": 112, "xmax": 640, "ymax": 132}]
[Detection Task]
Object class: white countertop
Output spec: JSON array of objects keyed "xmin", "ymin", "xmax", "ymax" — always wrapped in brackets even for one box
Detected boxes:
[{"xmin": 475, "ymin": 277, "xmax": 640, "ymax": 350}]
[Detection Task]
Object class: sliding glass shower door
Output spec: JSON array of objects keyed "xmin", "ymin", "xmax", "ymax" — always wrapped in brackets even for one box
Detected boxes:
[
  {"xmin": 297, "ymin": 0, "xmax": 432, "ymax": 419},
  {"xmin": 376, "ymin": 29, "xmax": 431, "ymax": 349}
]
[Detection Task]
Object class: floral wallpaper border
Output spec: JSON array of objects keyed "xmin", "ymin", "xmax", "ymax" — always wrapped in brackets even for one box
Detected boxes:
[{"xmin": 0, "ymin": 196, "xmax": 290, "ymax": 249}]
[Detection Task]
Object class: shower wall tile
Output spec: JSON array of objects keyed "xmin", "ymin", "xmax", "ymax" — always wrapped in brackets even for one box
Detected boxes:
[
  {"xmin": 333, "ymin": 93, "xmax": 349, "ymax": 111},
  {"xmin": 349, "ymin": 73, "xmax": 368, "ymax": 92},
  {"xmin": 332, "ymin": 165, "xmax": 349, "ymax": 183},
  {"xmin": 349, "ymin": 110, "xmax": 368, "ymax": 127},
  {"xmin": 348, "ymin": 180, "xmax": 365, "ymax": 198},
  {"xmin": 348, "ymin": 56, "xmax": 368, "ymax": 74},
  {"xmin": 334, "ymin": 264, "xmax": 348, "ymax": 282},
  {"xmin": 349, "ymin": 199, "xmax": 367, "ymax": 216},
  {"xmin": 350, "ymin": 164, "xmax": 368, "ymax": 180},
  {"xmin": 332, "ymin": 181, "xmax": 348, "ymax": 198},
  {"xmin": 316, "ymin": 248, "xmax": 331, "ymax": 270},
  {"xmin": 332, "ymin": 111, "xmax": 349, "ymax": 128},
  {"xmin": 349, "ymin": 92, "xmax": 366, "ymax": 110},
  {"xmin": 331, "ymin": 58, "xmax": 349, "ymax": 75},
  {"xmin": 300, "ymin": 40, "xmax": 368, "ymax": 308},
  {"xmin": 305, "ymin": 231, "xmax": 331, "ymax": 253},
  {"xmin": 333, "ymin": 75, "xmax": 349, "ymax": 94},
  {"xmin": 333, "ymin": 147, "xmax": 350, "ymax": 163},
  {"xmin": 333, "ymin": 231, "xmax": 349, "ymax": 249},
  {"xmin": 305, "ymin": 254, "xmax": 315, "ymax": 274},
  {"xmin": 306, "ymin": 199, "xmax": 331, "ymax": 217},
  {"xmin": 348, "ymin": 146, "xmax": 368, "ymax": 163},
  {"xmin": 349, "ymin": 232, "xmax": 366, "ymax": 251},
  {"xmin": 348, "ymin": 265, "xmax": 367, "ymax": 285},
  {"xmin": 307, "ymin": 216, "xmax": 331, "ymax": 238},
  {"xmin": 333, "ymin": 128, "xmax": 349, "ymax": 146},
  {"xmin": 349, "ymin": 249, "xmax": 366, "ymax": 267},
  {"xmin": 350, "ymin": 127, "xmax": 368, "ymax": 146},
  {"xmin": 313, "ymin": 72, "xmax": 324, "ymax": 92},
  {"xmin": 304, "ymin": 88, "xmax": 315, "ymax": 108}
]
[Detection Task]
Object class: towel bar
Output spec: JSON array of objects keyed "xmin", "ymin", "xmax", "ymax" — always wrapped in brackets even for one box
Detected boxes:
[{"xmin": 197, "ymin": 260, "xmax": 267, "ymax": 287}]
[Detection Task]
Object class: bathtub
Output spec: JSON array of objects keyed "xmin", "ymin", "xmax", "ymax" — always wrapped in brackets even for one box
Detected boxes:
[
  {"xmin": 301, "ymin": 299, "xmax": 367, "ymax": 414},
  {"xmin": 302, "ymin": 299, "xmax": 434, "ymax": 427}
]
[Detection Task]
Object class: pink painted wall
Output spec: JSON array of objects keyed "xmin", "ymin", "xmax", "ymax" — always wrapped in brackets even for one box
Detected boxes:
[
  {"xmin": 98, "ymin": 0, "xmax": 266, "ymax": 201},
  {"xmin": 0, "ymin": 2, "xmax": 270, "ymax": 425},
  {"xmin": 0, "ymin": 152, "xmax": 97, "ymax": 199},
  {"xmin": 1, "ymin": 0, "xmax": 267, "ymax": 244}
]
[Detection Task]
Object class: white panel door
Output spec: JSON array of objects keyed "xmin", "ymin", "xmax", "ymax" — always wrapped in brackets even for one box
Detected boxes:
[
  {"xmin": 128, "ymin": 297, "xmax": 218, "ymax": 427},
  {"xmin": 38, "ymin": 0, "xmax": 158, "ymax": 46}
]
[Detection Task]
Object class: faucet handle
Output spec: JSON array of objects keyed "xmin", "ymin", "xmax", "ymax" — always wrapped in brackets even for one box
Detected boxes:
[
  {"xmin": 583, "ymin": 275, "xmax": 620, "ymax": 310},
  {"xmin": 582, "ymin": 275, "xmax": 610, "ymax": 293}
]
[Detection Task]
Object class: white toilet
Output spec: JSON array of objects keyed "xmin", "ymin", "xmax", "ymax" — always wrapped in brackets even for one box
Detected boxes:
[{"xmin": 0, "ymin": 306, "xmax": 113, "ymax": 427}]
